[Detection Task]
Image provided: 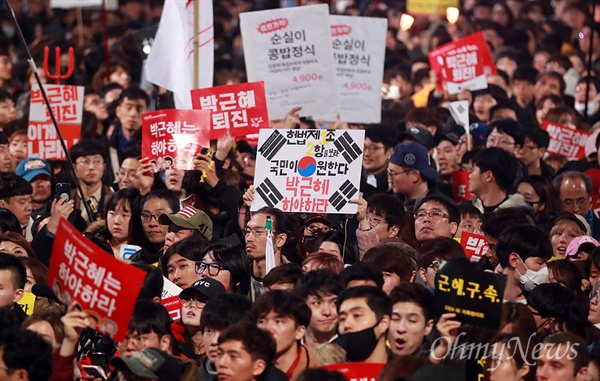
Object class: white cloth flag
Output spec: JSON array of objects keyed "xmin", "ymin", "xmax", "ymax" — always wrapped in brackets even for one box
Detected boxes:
[{"xmin": 146, "ymin": 0, "xmax": 214, "ymax": 109}]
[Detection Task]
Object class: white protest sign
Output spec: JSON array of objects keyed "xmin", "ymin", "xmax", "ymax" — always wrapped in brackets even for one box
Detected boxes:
[
  {"xmin": 330, "ymin": 15, "xmax": 387, "ymax": 124},
  {"xmin": 448, "ymin": 100, "xmax": 469, "ymax": 134},
  {"xmin": 50, "ymin": 0, "xmax": 117, "ymax": 9},
  {"xmin": 118, "ymin": 245, "xmax": 141, "ymax": 262},
  {"xmin": 240, "ymin": 4, "xmax": 339, "ymax": 121},
  {"xmin": 252, "ymin": 129, "xmax": 364, "ymax": 214},
  {"xmin": 162, "ymin": 277, "xmax": 183, "ymax": 299}
]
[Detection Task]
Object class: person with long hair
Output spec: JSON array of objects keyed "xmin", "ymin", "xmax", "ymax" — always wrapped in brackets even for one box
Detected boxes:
[
  {"xmin": 516, "ymin": 176, "xmax": 560, "ymax": 224},
  {"xmin": 100, "ymin": 188, "xmax": 140, "ymax": 257},
  {"xmin": 197, "ymin": 243, "xmax": 251, "ymax": 295}
]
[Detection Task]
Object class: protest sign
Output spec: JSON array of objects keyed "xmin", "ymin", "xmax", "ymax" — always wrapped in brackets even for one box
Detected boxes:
[
  {"xmin": 191, "ymin": 82, "xmax": 270, "ymax": 139},
  {"xmin": 452, "ymin": 171, "xmax": 474, "ymax": 203},
  {"xmin": 434, "ymin": 261, "xmax": 506, "ymax": 329},
  {"xmin": 542, "ymin": 120, "xmax": 590, "ymax": 160},
  {"xmin": 161, "ymin": 277, "xmax": 183, "ymax": 321},
  {"xmin": 428, "ymin": 32, "xmax": 496, "ymax": 94},
  {"xmin": 240, "ymin": 4, "xmax": 339, "ymax": 121},
  {"xmin": 17, "ymin": 292, "xmax": 36, "ymax": 316},
  {"xmin": 48, "ymin": 218, "xmax": 146, "ymax": 341},
  {"xmin": 407, "ymin": 0, "xmax": 459, "ymax": 15},
  {"xmin": 118, "ymin": 244, "xmax": 141, "ymax": 262},
  {"xmin": 460, "ymin": 232, "xmax": 489, "ymax": 262},
  {"xmin": 28, "ymin": 84, "xmax": 83, "ymax": 160},
  {"xmin": 252, "ymin": 129, "xmax": 364, "ymax": 214},
  {"xmin": 322, "ymin": 363, "xmax": 385, "ymax": 381},
  {"xmin": 448, "ymin": 100, "xmax": 469, "ymax": 134},
  {"xmin": 329, "ymin": 15, "xmax": 387, "ymax": 124},
  {"xmin": 50, "ymin": 0, "xmax": 101, "ymax": 8},
  {"xmin": 142, "ymin": 109, "xmax": 210, "ymax": 172}
]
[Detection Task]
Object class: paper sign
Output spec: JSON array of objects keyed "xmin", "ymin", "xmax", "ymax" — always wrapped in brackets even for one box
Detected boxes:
[
  {"xmin": 428, "ymin": 32, "xmax": 496, "ymax": 94},
  {"xmin": 240, "ymin": 4, "xmax": 339, "ymax": 121},
  {"xmin": 118, "ymin": 244, "xmax": 141, "ymax": 262},
  {"xmin": 329, "ymin": 15, "xmax": 387, "ymax": 124},
  {"xmin": 542, "ymin": 120, "xmax": 590, "ymax": 160},
  {"xmin": 142, "ymin": 109, "xmax": 210, "ymax": 172},
  {"xmin": 28, "ymin": 85, "xmax": 84, "ymax": 160},
  {"xmin": 452, "ymin": 171, "xmax": 474, "ymax": 203},
  {"xmin": 252, "ymin": 129, "xmax": 364, "ymax": 214},
  {"xmin": 162, "ymin": 277, "xmax": 183, "ymax": 299},
  {"xmin": 434, "ymin": 261, "xmax": 506, "ymax": 329},
  {"xmin": 191, "ymin": 81, "xmax": 270, "ymax": 139},
  {"xmin": 460, "ymin": 232, "xmax": 489, "ymax": 262},
  {"xmin": 50, "ymin": 0, "xmax": 101, "ymax": 8},
  {"xmin": 48, "ymin": 218, "xmax": 146, "ymax": 341},
  {"xmin": 448, "ymin": 100, "xmax": 470, "ymax": 133},
  {"xmin": 17, "ymin": 291, "xmax": 36, "ymax": 316},
  {"xmin": 322, "ymin": 363, "xmax": 385, "ymax": 380},
  {"xmin": 407, "ymin": 0, "xmax": 459, "ymax": 15},
  {"xmin": 161, "ymin": 277, "xmax": 183, "ymax": 321}
]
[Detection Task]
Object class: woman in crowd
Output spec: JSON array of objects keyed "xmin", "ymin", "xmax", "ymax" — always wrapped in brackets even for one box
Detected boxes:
[{"xmin": 197, "ymin": 243, "xmax": 251, "ymax": 295}]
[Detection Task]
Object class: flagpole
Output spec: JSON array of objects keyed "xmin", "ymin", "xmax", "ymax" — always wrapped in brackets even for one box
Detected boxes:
[{"xmin": 193, "ymin": 0, "xmax": 199, "ymax": 89}]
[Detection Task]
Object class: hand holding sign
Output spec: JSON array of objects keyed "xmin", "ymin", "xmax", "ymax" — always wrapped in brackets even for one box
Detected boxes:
[
  {"xmin": 60, "ymin": 302, "xmax": 92, "ymax": 357},
  {"xmin": 137, "ymin": 158, "xmax": 155, "ymax": 195},
  {"xmin": 429, "ymin": 313, "xmax": 462, "ymax": 364}
]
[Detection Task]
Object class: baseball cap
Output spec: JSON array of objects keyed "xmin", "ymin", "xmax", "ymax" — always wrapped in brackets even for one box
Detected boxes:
[
  {"xmin": 553, "ymin": 212, "xmax": 591, "ymax": 235},
  {"xmin": 304, "ymin": 215, "xmax": 338, "ymax": 230},
  {"xmin": 16, "ymin": 158, "xmax": 51, "ymax": 182},
  {"xmin": 179, "ymin": 278, "xmax": 227, "ymax": 302},
  {"xmin": 110, "ymin": 348, "xmax": 183, "ymax": 381},
  {"xmin": 158, "ymin": 205, "xmax": 213, "ymax": 240},
  {"xmin": 399, "ymin": 126, "xmax": 434, "ymax": 150},
  {"xmin": 566, "ymin": 235, "xmax": 600, "ymax": 257},
  {"xmin": 435, "ymin": 132, "xmax": 460, "ymax": 146},
  {"xmin": 389, "ymin": 141, "xmax": 439, "ymax": 180}
]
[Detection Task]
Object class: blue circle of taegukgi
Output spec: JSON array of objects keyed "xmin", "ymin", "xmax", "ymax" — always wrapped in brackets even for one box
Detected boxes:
[{"xmin": 298, "ymin": 156, "xmax": 317, "ymax": 177}]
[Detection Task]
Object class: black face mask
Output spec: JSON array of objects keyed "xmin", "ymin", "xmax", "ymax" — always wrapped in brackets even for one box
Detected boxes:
[
  {"xmin": 303, "ymin": 235, "xmax": 319, "ymax": 252},
  {"xmin": 333, "ymin": 321, "xmax": 380, "ymax": 362}
]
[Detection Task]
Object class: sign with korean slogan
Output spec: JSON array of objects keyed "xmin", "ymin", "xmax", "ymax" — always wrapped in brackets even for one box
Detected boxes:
[
  {"xmin": 142, "ymin": 109, "xmax": 210, "ymax": 172},
  {"xmin": 428, "ymin": 32, "xmax": 496, "ymax": 95},
  {"xmin": 322, "ymin": 363, "xmax": 385, "ymax": 381},
  {"xmin": 161, "ymin": 277, "xmax": 183, "ymax": 321},
  {"xmin": 240, "ymin": 4, "xmax": 339, "ymax": 121},
  {"xmin": 329, "ymin": 15, "xmax": 386, "ymax": 124},
  {"xmin": 542, "ymin": 120, "xmax": 590, "ymax": 160},
  {"xmin": 28, "ymin": 84, "xmax": 84, "ymax": 160},
  {"xmin": 434, "ymin": 261, "xmax": 506, "ymax": 329},
  {"xmin": 252, "ymin": 129, "xmax": 364, "ymax": 214},
  {"xmin": 453, "ymin": 171, "xmax": 474, "ymax": 203},
  {"xmin": 460, "ymin": 232, "xmax": 489, "ymax": 262},
  {"xmin": 191, "ymin": 81, "xmax": 270, "ymax": 139},
  {"xmin": 407, "ymin": 0, "xmax": 459, "ymax": 15},
  {"xmin": 48, "ymin": 218, "xmax": 146, "ymax": 342}
]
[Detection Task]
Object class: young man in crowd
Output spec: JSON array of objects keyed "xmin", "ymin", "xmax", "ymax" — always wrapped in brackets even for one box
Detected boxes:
[
  {"xmin": 251, "ymin": 290, "xmax": 317, "ymax": 380},
  {"xmin": 15, "ymin": 158, "xmax": 52, "ymax": 221},
  {"xmin": 537, "ymin": 332, "xmax": 589, "ymax": 381},
  {"xmin": 0, "ymin": 173, "xmax": 32, "ymax": 235},
  {"xmin": 417, "ymin": 237, "xmax": 465, "ymax": 290},
  {"xmin": 413, "ymin": 194, "xmax": 460, "ymax": 243},
  {"xmin": 158, "ymin": 205, "xmax": 212, "ymax": 253},
  {"xmin": 517, "ymin": 128, "xmax": 555, "ymax": 179},
  {"xmin": 388, "ymin": 141, "xmax": 439, "ymax": 201},
  {"xmin": 294, "ymin": 270, "xmax": 344, "ymax": 349},
  {"xmin": 0, "ymin": 329, "xmax": 52, "ymax": 381},
  {"xmin": 361, "ymin": 124, "xmax": 396, "ymax": 199},
  {"xmin": 0, "ymin": 253, "xmax": 25, "ymax": 315},
  {"xmin": 120, "ymin": 300, "xmax": 174, "ymax": 358}
]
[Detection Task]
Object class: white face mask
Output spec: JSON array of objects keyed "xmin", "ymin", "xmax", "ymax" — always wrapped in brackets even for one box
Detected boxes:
[
  {"xmin": 575, "ymin": 94, "xmax": 600, "ymax": 116},
  {"xmin": 516, "ymin": 257, "xmax": 548, "ymax": 292}
]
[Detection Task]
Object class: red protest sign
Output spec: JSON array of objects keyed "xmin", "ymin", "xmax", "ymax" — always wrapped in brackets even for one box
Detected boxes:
[
  {"xmin": 460, "ymin": 231, "xmax": 489, "ymax": 262},
  {"xmin": 191, "ymin": 81, "xmax": 269, "ymax": 139},
  {"xmin": 452, "ymin": 171, "xmax": 474, "ymax": 203},
  {"xmin": 322, "ymin": 363, "xmax": 384, "ymax": 381},
  {"xmin": 542, "ymin": 120, "xmax": 590, "ymax": 160},
  {"xmin": 48, "ymin": 218, "xmax": 146, "ymax": 341},
  {"xmin": 428, "ymin": 32, "xmax": 496, "ymax": 94},
  {"xmin": 27, "ymin": 85, "xmax": 83, "ymax": 160},
  {"xmin": 142, "ymin": 109, "xmax": 210, "ymax": 172},
  {"xmin": 161, "ymin": 295, "xmax": 182, "ymax": 322}
]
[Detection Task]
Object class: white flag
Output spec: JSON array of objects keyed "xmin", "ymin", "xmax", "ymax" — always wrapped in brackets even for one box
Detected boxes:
[
  {"xmin": 146, "ymin": 0, "xmax": 214, "ymax": 109},
  {"xmin": 448, "ymin": 100, "xmax": 470, "ymax": 134}
]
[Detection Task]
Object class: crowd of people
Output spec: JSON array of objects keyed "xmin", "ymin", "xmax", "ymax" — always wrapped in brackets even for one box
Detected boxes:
[{"xmin": 2, "ymin": 0, "xmax": 600, "ymax": 380}]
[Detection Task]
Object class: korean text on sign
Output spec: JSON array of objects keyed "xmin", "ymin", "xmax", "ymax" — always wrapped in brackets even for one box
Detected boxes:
[
  {"xmin": 141, "ymin": 109, "xmax": 210, "ymax": 172},
  {"xmin": 48, "ymin": 218, "xmax": 146, "ymax": 342},
  {"xmin": 460, "ymin": 232, "xmax": 489, "ymax": 262},
  {"xmin": 542, "ymin": 120, "xmax": 590, "ymax": 160},
  {"xmin": 191, "ymin": 81, "xmax": 270, "ymax": 139},
  {"xmin": 433, "ymin": 261, "xmax": 506, "ymax": 329}
]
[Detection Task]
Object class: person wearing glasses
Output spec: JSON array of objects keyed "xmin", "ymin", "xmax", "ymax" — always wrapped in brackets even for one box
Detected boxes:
[
  {"xmin": 416, "ymin": 237, "xmax": 465, "ymax": 290},
  {"xmin": 552, "ymin": 171, "xmax": 600, "ymax": 240},
  {"xmin": 360, "ymin": 125, "xmax": 396, "ymax": 199},
  {"xmin": 301, "ymin": 215, "xmax": 338, "ymax": 254},
  {"xmin": 197, "ymin": 243, "xmax": 251, "ymax": 295},
  {"xmin": 469, "ymin": 147, "xmax": 529, "ymax": 218},
  {"xmin": 387, "ymin": 141, "xmax": 440, "ymax": 201},
  {"xmin": 413, "ymin": 194, "xmax": 460, "ymax": 243},
  {"xmin": 68, "ymin": 140, "xmax": 114, "ymax": 223},
  {"xmin": 516, "ymin": 128, "xmax": 555, "ymax": 180}
]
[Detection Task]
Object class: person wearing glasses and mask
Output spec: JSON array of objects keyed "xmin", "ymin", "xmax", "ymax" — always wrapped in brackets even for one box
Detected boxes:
[
  {"xmin": 177, "ymin": 278, "xmax": 227, "ymax": 359},
  {"xmin": 301, "ymin": 215, "xmax": 337, "ymax": 254},
  {"xmin": 552, "ymin": 171, "xmax": 600, "ymax": 240}
]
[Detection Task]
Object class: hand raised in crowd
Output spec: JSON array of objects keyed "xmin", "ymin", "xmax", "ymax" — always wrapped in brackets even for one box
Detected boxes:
[
  {"xmin": 46, "ymin": 195, "xmax": 75, "ymax": 234},
  {"xmin": 283, "ymin": 106, "xmax": 302, "ymax": 129},
  {"xmin": 429, "ymin": 313, "xmax": 462, "ymax": 364},
  {"xmin": 242, "ymin": 185, "xmax": 255, "ymax": 208},
  {"xmin": 193, "ymin": 153, "xmax": 218, "ymax": 188},
  {"xmin": 216, "ymin": 131, "xmax": 235, "ymax": 161},
  {"xmin": 349, "ymin": 196, "xmax": 370, "ymax": 231},
  {"xmin": 60, "ymin": 302, "xmax": 91, "ymax": 357},
  {"xmin": 137, "ymin": 157, "xmax": 155, "ymax": 195}
]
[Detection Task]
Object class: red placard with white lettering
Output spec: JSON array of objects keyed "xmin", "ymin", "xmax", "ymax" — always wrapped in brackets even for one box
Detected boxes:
[
  {"xmin": 428, "ymin": 32, "xmax": 496, "ymax": 95},
  {"xmin": 322, "ymin": 363, "xmax": 384, "ymax": 381},
  {"xmin": 542, "ymin": 120, "xmax": 590, "ymax": 160},
  {"xmin": 142, "ymin": 109, "xmax": 210, "ymax": 172},
  {"xmin": 27, "ymin": 85, "xmax": 83, "ymax": 160},
  {"xmin": 460, "ymin": 231, "xmax": 489, "ymax": 262},
  {"xmin": 191, "ymin": 81, "xmax": 269, "ymax": 139},
  {"xmin": 161, "ymin": 295, "xmax": 182, "ymax": 322},
  {"xmin": 452, "ymin": 171, "xmax": 474, "ymax": 203},
  {"xmin": 48, "ymin": 218, "xmax": 146, "ymax": 342}
]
